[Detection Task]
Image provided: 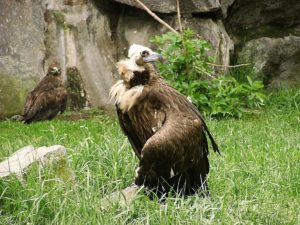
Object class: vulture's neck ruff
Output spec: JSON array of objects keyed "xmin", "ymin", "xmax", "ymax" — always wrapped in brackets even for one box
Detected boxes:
[{"xmin": 110, "ymin": 60, "xmax": 152, "ymax": 113}]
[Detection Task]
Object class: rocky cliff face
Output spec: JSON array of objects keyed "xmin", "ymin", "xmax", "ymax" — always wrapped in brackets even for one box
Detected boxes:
[
  {"xmin": 0, "ymin": 0, "xmax": 45, "ymax": 117},
  {"xmin": 0, "ymin": 0, "xmax": 299, "ymax": 118},
  {"xmin": 226, "ymin": 0, "xmax": 300, "ymax": 88}
]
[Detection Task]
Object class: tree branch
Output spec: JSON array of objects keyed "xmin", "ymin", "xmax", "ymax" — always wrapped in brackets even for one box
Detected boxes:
[
  {"xmin": 206, "ymin": 63, "xmax": 251, "ymax": 68},
  {"xmin": 133, "ymin": 0, "xmax": 179, "ymax": 34},
  {"xmin": 176, "ymin": 0, "xmax": 183, "ymax": 34}
]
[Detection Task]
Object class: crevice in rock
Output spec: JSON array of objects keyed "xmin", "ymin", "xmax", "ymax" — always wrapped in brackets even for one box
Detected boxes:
[
  {"xmin": 191, "ymin": 9, "xmax": 222, "ymax": 20},
  {"xmin": 91, "ymin": 0, "xmax": 122, "ymax": 42}
]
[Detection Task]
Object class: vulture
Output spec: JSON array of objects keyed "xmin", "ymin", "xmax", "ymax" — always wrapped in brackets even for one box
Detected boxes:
[
  {"xmin": 110, "ymin": 44, "xmax": 220, "ymax": 198},
  {"xmin": 22, "ymin": 64, "xmax": 67, "ymax": 124}
]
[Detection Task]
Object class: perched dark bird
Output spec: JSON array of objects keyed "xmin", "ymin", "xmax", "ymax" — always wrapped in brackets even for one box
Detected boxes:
[
  {"xmin": 22, "ymin": 64, "xmax": 67, "ymax": 124},
  {"xmin": 110, "ymin": 44, "xmax": 220, "ymax": 198}
]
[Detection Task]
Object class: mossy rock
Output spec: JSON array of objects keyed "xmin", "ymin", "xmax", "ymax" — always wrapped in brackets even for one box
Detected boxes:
[
  {"xmin": 0, "ymin": 73, "xmax": 30, "ymax": 119},
  {"xmin": 66, "ymin": 67, "xmax": 89, "ymax": 110}
]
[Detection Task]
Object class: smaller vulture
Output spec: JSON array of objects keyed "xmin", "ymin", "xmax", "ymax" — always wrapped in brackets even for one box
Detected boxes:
[
  {"xmin": 22, "ymin": 64, "xmax": 67, "ymax": 124},
  {"xmin": 110, "ymin": 44, "xmax": 220, "ymax": 198}
]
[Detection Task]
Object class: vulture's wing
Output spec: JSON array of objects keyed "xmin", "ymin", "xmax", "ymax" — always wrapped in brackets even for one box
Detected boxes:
[
  {"xmin": 56, "ymin": 87, "xmax": 67, "ymax": 113},
  {"xmin": 188, "ymin": 100, "xmax": 220, "ymax": 155},
  {"xmin": 135, "ymin": 112, "xmax": 208, "ymax": 186},
  {"xmin": 162, "ymin": 82, "xmax": 220, "ymax": 155},
  {"xmin": 23, "ymin": 76, "xmax": 56, "ymax": 117},
  {"xmin": 23, "ymin": 91, "xmax": 37, "ymax": 118},
  {"xmin": 22, "ymin": 87, "xmax": 66, "ymax": 123},
  {"xmin": 116, "ymin": 106, "xmax": 143, "ymax": 160}
]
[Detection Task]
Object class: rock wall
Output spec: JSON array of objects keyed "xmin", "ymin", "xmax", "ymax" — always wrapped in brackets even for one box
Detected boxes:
[
  {"xmin": 43, "ymin": 0, "xmax": 117, "ymax": 109},
  {"xmin": 226, "ymin": 0, "xmax": 300, "ymax": 88},
  {"xmin": 0, "ymin": 0, "xmax": 299, "ymax": 117},
  {"xmin": 0, "ymin": 0, "xmax": 45, "ymax": 117}
]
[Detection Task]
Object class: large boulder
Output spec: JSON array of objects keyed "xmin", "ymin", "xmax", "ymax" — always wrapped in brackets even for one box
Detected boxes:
[
  {"xmin": 225, "ymin": 0, "xmax": 300, "ymax": 43},
  {"xmin": 237, "ymin": 36, "xmax": 300, "ymax": 88}
]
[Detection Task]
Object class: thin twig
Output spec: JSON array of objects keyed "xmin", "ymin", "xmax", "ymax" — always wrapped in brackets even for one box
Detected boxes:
[
  {"xmin": 133, "ymin": 0, "xmax": 179, "ymax": 34},
  {"xmin": 176, "ymin": 0, "xmax": 183, "ymax": 34},
  {"xmin": 206, "ymin": 63, "xmax": 251, "ymax": 68},
  {"xmin": 176, "ymin": 0, "xmax": 191, "ymax": 79},
  {"xmin": 195, "ymin": 66, "xmax": 217, "ymax": 80},
  {"xmin": 213, "ymin": 39, "xmax": 221, "ymax": 61}
]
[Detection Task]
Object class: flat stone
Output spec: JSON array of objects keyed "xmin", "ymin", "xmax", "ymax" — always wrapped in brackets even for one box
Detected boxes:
[
  {"xmin": 100, "ymin": 184, "xmax": 141, "ymax": 209},
  {"xmin": 0, "ymin": 145, "xmax": 72, "ymax": 180}
]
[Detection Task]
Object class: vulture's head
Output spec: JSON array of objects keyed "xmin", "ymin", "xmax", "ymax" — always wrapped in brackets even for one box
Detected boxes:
[
  {"xmin": 47, "ymin": 64, "xmax": 62, "ymax": 76},
  {"xmin": 117, "ymin": 44, "xmax": 162, "ymax": 84},
  {"xmin": 110, "ymin": 44, "xmax": 162, "ymax": 111},
  {"xmin": 128, "ymin": 44, "xmax": 162, "ymax": 68}
]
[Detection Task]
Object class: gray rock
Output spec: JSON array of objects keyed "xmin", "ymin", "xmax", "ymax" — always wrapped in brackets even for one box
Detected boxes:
[
  {"xmin": 44, "ymin": 1, "xmax": 116, "ymax": 109},
  {"xmin": 116, "ymin": 8, "xmax": 172, "ymax": 58},
  {"xmin": 220, "ymin": 0, "xmax": 235, "ymax": 18},
  {"xmin": 113, "ymin": 0, "xmax": 221, "ymax": 13},
  {"xmin": 237, "ymin": 36, "xmax": 300, "ymax": 88},
  {"xmin": 113, "ymin": 0, "xmax": 176, "ymax": 14},
  {"xmin": 0, "ymin": 145, "xmax": 74, "ymax": 184},
  {"xmin": 226, "ymin": 0, "xmax": 300, "ymax": 43},
  {"xmin": 0, "ymin": 0, "xmax": 45, "ymax": 118},
  {"xmin": 100, "ymin": 184, "xmax": 141, "ymax": 209}
]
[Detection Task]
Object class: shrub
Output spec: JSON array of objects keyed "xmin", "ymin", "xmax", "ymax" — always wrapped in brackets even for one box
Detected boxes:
[{"xmin": 150, "ymin": 29, "xmax": 266, "ymax": 118}]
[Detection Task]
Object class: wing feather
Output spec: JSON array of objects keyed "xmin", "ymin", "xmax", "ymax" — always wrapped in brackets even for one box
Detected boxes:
[
  {"xmin": 22, "ymin": 87, "xmax": 66, "ymax": 123},
  {"xmin": 116, "ymin": 106, "xmax": 143, "ymax": 160},
  {"xmin": 142, "ymin": 114, "xmax": 204, "ymax": 172},
  {"xmin": 157, "ymin": 81, "xmax": 220, "ymax": 155}
]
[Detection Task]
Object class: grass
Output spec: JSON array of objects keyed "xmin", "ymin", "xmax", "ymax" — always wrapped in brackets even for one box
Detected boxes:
[{"xmin": 0, "ymin": 89, "xmax": 299, "ymax": 225}]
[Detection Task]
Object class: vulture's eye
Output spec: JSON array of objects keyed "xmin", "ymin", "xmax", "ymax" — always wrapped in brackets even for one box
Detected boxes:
[{"xmin": 141, "ymin": 50, "xmax": 149, "ymax": 57}]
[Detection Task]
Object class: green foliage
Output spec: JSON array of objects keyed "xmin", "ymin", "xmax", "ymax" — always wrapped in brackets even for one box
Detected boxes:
[
  {"xmin": 150, "ymin": 29, "xmax": 267, "ymax": 118},
  {"xmin": 266, "ymin": 87, "xmax": 300, "ymax": 111}
]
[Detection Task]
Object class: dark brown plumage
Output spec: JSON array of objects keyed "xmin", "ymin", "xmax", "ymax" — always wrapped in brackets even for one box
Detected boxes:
[
  {"xmin": 110, "ymin": 44, "xmax": 220, "ymax": 198},
  {"xmin": 22, "ymin": 64, "xmax": 67, "ymax": 124}
]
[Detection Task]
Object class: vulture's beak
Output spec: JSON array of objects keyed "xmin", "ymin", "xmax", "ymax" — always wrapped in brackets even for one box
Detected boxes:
[{"xmin": 143, "ymin": 53, "xmax": 163, "ymax": 63}]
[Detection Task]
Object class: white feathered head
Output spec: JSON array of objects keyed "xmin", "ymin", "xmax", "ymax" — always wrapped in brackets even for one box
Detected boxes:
[{"xmin": 126, "ymin": 44, "xmax": 162, "ymax": 69}]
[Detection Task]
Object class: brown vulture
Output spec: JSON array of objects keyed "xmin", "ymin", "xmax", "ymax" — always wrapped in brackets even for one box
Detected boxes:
[
  {"xmin": 110, "ymin": 44, "xmax": 220, "ymax": 198},
  {"xmin": 22, "ymin": 64, "xmax": 67, "ymax": 124}
]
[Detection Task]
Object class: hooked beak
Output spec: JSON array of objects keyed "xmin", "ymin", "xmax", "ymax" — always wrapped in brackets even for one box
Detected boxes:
[{"xmin": 143, "ymin": 53, "xmax": 163, "ymax": 63}]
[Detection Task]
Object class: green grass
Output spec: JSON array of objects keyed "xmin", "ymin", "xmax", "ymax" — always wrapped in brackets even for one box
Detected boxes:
[{"xmin": 0, "ymin": 90, "xmax": 300, "ymax": 225}]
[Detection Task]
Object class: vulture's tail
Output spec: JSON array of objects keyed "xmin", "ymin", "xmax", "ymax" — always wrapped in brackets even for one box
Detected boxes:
[
  {"xmin": 202, "ymin": 122, "xmax": 221, "ymax": 155},
  {"xmin": 188, "ymin": 99, "xmax": 221, "ymax": 155}
]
